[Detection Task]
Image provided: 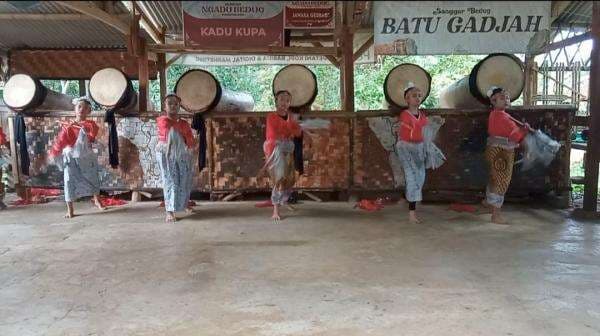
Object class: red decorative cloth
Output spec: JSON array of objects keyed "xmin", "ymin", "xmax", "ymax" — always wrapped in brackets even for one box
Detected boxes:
[
  {"xmin": 49, "ymin": 120, "xmax": 99, "ymax": 157},
  {"xmin": 488, "ymin": 109, "xmax": 528, "ymax": 143},
  {"xmin": 355, "ymin": 199, "xmax": 385, "ymax": 212},
  {"xmin": 93, "ymin": 196, "xmax": 127, "ymax": 207},
  {"xmin": 0, "ymin": 126, "xmax": 7, "ymax": 146},
  {"xmin": 264, "ymin": 112, "xmax": 301, "ymax": 157},
  {"xmin": 397, "ymin": 109, "xmax": 428, "ymax": 143},
  {"xmin": 157, "ymin": 116, "xmax": 194, "ymax": 148}
]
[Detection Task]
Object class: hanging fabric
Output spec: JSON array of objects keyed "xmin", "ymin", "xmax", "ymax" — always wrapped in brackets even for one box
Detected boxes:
[
  {"xmin": 104, "ymin": 108, "xmax": 119, "ymax": 168},
  {"xmin": 14, "ymin": 113, "xmax": 30, "ymax": 176},
  {"xmin": 191, "ymin": 113, "xmax": 207, "ymax": 171}
]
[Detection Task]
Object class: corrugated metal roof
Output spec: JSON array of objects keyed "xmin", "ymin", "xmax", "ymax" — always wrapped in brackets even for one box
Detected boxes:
[
  {"xmin": 0, "ymin": 19, "xmax": 126, "ymax": 49},
  {"xmin": 140, "ymin": 1, "xmax": 182, "ymax": 35},
  {"xmin": 0, "ymin": 1, "xmax": 78, "ymax": 14},
  {"xmin": 0, "ymin": 1, "xmax": 138, "ymax": 50},
  {"xmin": 553, "ymin": 1, "xmax": 592, "ymax": 28}
]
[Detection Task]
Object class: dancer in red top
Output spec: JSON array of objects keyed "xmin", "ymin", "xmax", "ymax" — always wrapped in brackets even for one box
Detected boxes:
[
  {"xmin": 0, "ymin": 126, "xmax": 8, "ymax": 210},
  {"xmin": 47, "ymin": 97, "xmax": 105, "ymax": 218},
  {"xmin": 483, "ymin": 87, "xmax": 530, "ymax": 224},
  {"xmin": 263, "ymin": 90, "xmax": 302, "ymax": 221},
  {"xmin": 156, "ymin": 94, "xmax": 195, "ymax": 223},
  {"xmin": 395, "ymin": 83, "xmax": 430, "ymax": 223}
]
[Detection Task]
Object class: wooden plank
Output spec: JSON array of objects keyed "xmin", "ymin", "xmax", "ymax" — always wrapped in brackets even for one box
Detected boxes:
[
  {"xmin": 124, "ymin": 1, "xmax": 162, "ymax": 44},
  {"xmin": 583, "ymin": 1, "xmax": 600, "ymax": 212},
  {"xmin": 158, "ymin": 29, "xmax": 167, "ymax": 110},
  {"xmin": 148, "ymin": 44, "xmax": 338, "ymax": 56},
  {"xmin": 311, "ymin": 42, "xmax": 339, "ymax": 68},
  {"xmin": 353, "ymin": 34, "xmax": 373, "ymax": 62},
  {"xmin": 166, "ymin": 54, "xmax": 183, "ymax": 67},
  {"xmin": 7, "ymin": 117, "xmax": 20, "ymax": 188},
  {"xmin": 78, "ymin": 80, "xmax": 86, "ymax": 96},
  {"xmin": 57, "ymin": 1, "xmax": 129, "ymax": 34},
  {"xmin": 290, "ymin": 35, "xmax": 335, "ymax": 43},
  {"xmin": 537, "ymin": 31, "xmax": 592, "ymax": 55},
  {"xmin": 138, "ymin": 37, "xmax": 149, "ymax": 113}
]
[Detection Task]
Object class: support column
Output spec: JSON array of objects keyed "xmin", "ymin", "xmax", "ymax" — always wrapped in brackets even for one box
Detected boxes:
[
  {"xmin": 583, "ymin": 1, "xmax": 600, "ymax": 211},
  {"xmin": 138, "ymin": 37, "xmax": 149, "ymax": 113}
]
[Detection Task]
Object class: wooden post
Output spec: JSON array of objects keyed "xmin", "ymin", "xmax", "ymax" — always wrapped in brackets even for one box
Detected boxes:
[
  {"xmin": 523, "ymin": 56, "xmax": 534, "ymax": 106},
  {"xmin": 7, "ymin": 117, "xmax": 21, "ymax": 192},
  {"xmin": 78, "ymin": 79, "xmax": 86, "ymax": 96},
  {"xmin": 138, "ymin": 36, "xmax": 149, "ymax": 113},
  {"xmin": 583, "ymin": 1, "xmax": 600, "ymax": 212},
  {"xmin": 340, "ymin": 26, "xmax": 354, "ymax": 111},
  {"xmin": 158, "ymin": 28, "xmax": 167, "ymax": 111}
]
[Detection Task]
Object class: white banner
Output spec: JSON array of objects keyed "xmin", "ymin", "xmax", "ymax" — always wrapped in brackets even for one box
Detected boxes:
[
  {"xmin": 168, "ymin": 46, "xmax": 375, "ymax": 66},
  {"xmin": 374, "ymin": 1, "xmax": 551, "ymax": 55}
]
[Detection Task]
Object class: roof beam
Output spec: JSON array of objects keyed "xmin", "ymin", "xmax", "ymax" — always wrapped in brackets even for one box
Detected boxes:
[
  {"xmin": 536, "ymin": 31, "xmax": 591, "ymax": 55},
  {"xmin": 56, "ymin": 1, "xmax": 129, "ymax": 34},
  {"xmin": 551, "ymin": 1, "xmax": 572, "ymax": 20},
  {"xmin": 149, "ymin": 44, "xmax": 339, "ymax": 56},
  {"xmin": 121, "ymin": 1, "xmax": 163, "ymax": 44}
]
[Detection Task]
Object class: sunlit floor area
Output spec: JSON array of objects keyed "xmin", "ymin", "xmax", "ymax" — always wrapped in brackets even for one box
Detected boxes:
[{"xmin": 1, "ymin": 200, "xmax": 599, "ymax": 336}]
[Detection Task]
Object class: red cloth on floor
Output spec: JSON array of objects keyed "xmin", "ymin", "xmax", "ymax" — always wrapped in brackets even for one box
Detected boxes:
[
  {"xmin": 449, "ymin": 203, "xmax": 477, "ymax": 213},
  {"xmin": 94, "ymin": 196, "xmax": 127, "ymax": 207},
  {"xmin": 30, "ymin": 188, "xmax": 61, "ymax": 197},
  {"xmin": 255, "ymin": 200, "xmax": 273, "ymax": 208},
  {"xmin": 355, "ymin": 199, "xmax": 385, "ymax": 212}
]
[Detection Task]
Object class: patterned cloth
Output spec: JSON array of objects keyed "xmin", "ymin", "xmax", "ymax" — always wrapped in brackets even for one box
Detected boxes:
[
  {"xmin": 485, "ymin": 144, "xmax": 515, "ymax": 208},
  {"xmin": 395, "ymin": 140, "xmax": 426, "ymax": 203},
  {"xmin": 61, "ymin": 128, "xmax": 101, "ymax": 202},
  {"xmin": 156, "ymin": 128, "xmax": 193, "ymax": 212},
  {"xmin": 264, "ymin": 140, "xmax": 296, "ymax": 206}
]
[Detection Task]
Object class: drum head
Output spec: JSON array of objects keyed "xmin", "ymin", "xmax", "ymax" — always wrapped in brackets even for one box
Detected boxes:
[
  {"xmin": 472, "ymin": 53, "xmax": 524, "ymax": 104},
  {"xmin": 3, "ymin": 74, "xmax": 37, "ymax": 109},
  {"xmin": 175, "ymin": 70, "xmax": 220, "ymax": 113},
  {"xmin": 272, "ymin": 64, "xmax": 317, "ymax": 108},
  {"xmin": 384, "ymin": 64, "xmax": 431, "ymax": 107},
  {"xmin": 89, "ymin": 68, "xmax": 129, "ymax": 107}
]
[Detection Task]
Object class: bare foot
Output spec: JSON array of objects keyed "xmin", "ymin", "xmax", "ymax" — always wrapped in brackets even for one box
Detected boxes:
[
  {"xmin": 271, "ymin": 213, "xmax": 281, "ymax": 221},
  {"xmin": 480, "ymin": 200, "xmax": 493, "ymax": 213},
  {"xmin": 64, "ymin": 212, "xmax": 74, "ymax": 219},
  {"xmin": 94, "ymin": 201, "xmax": 106, "ymax": 211},
  {"xmin": 491, "ymin": 213, "xmax": 509, "ymax": 225},
  {"xmin": 165, "ymin": 212, "xmax": 177, "ymax": 223},
  {"xmin": 185, "ymin": 207, "xmax": 195, "ymax": 214},
  {"xmin": 409, "ymin": 212, "xmax": 421, "ymax": 224}
]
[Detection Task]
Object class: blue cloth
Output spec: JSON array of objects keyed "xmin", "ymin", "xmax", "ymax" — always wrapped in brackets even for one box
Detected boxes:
[
  {"xmin": 62, "ymin": 129, "xmax": 101, "ymax": 202},
  {"xmin": 395, "ymin": 140, "xmax": 426, "ymax": 203},
  {"xmin": 156, "ymin": 129, "xmax": 193, "ymax": 212}
]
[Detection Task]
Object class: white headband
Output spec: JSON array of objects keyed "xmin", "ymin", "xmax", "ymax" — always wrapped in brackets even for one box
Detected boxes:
[{"xmin": 405, "ymin": 81, "xmax": 416, "ymax": 92}]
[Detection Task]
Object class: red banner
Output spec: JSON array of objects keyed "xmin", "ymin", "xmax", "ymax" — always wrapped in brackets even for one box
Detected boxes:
[
  {"xmin": 284, "ymin": 1, "xmax": 335, "ymax": 29},
  {"xmin": 183, "ymin": 2, "xmax": 284, "ymax": 49}
]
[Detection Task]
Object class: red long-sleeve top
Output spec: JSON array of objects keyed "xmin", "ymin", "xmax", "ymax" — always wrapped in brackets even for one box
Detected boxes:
[
  {"xmin": 0, "ymin": 127, "xmax": 7, "ymax": 146},
  {"xmin": 488, "ymin": 109, "xmax": 528, "ymax": 143},
  {"xmin": 397, "ymin": 109, "xmax": 428, "ymax": 143},
  {"xmin": 49, "ymin": 120, "xmax": 99, "ymax": 157},
  {"xmin": 157, "ymin": 116, "xmax": 194, "ymax": 148},
  {"xmin": 264, "ymin": 112, "xmax": 302, "ymax": 157}
]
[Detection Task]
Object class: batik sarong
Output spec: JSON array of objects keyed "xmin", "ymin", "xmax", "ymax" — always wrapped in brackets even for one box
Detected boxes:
[
  {"xmin": 61, "ymin": 128, "xmax": 101, "ymax": 202},
  {"xmin": 395, "ymin": 140, "xmax": 426, "ymax": 203},
  {"xmin": 485, "ymin": 137, "xmax": 517, "ymax": 208},
  {"xmin": 156, "ymin": 128, "xmax": 193, "ymax": 212},
  {"xmin": 264, "ymin": 140, "xmax": 295, "ymax": 206}
]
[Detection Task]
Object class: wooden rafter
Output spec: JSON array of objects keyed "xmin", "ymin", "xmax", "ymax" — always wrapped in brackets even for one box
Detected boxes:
[
  {"xmin": 353, "ymin": 34, "xmax": 373, "ymax": 62},
  {"xmin": 121, "ymin": 1, "xmax": 162, "ymax": 44},
  {"xmin": 56, "ymin": 1, "xmax": 129, "ymax": 35}
]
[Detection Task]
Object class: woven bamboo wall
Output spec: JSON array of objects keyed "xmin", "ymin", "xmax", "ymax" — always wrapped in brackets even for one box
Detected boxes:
[{"xmin": 17, "ymin": 106, "xmax": 572, "ymax": 199}]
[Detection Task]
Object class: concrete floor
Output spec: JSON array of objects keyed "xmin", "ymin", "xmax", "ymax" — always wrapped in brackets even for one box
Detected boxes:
[{"xmin": 1, "ymin": 199, "xmax": 600, "ymax": 336}]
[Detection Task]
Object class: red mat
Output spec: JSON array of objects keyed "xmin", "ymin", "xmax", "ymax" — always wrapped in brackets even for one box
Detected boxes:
[
  {"xmin": 355, "ymin": 199, "xmax": 385, "ymax": 212},
  {"xmin": 94, "ymin": 196, "xmax": 127, "ymax": 207}
]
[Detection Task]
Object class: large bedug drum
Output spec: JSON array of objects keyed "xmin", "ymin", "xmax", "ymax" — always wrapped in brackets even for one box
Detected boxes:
[
  {"xmin": 89, "ymin": 68, "xmax": 138, "ymax": 115},
  {"xmin": 175, "ymin": 69, "xmax": 254, "ymax": 113},
  {"xmin": 272, "ymin": 64, "xmax": 318, "ymax": 109},
  {"xmin": 3, "ymin": 74, "xmax": 74, "ymax": 112},
  {"xmin": 440, "ymin": 53, "xmax": 524, "ymax": 109},
  {"xmin": 383, "ymin": 63, "xmax": 432, "ymax": 108}
]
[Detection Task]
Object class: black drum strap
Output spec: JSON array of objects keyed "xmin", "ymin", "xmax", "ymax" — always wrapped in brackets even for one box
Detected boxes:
[
  {"xmin": 104, "ymin": 109, "xmax": 119, "ymax": 168},
  {"xmin": 192, "ymin": 113, "xmax": 207, "ymax": 172},
  {"xmin": 14, "ymin": 113, "xmax": 30, "ymax": 176}
]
